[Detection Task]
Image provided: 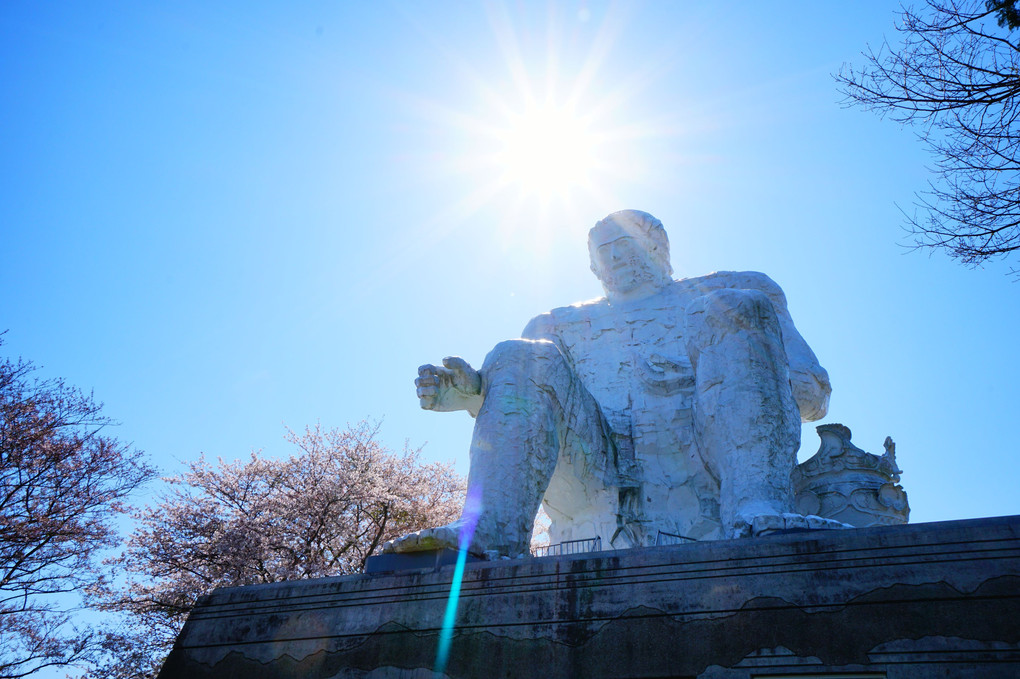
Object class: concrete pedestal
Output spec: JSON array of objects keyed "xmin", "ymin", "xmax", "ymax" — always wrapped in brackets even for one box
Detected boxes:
[{"xmin": 158, "ymin": 515, "xmax": 1020, "ymax": 678}]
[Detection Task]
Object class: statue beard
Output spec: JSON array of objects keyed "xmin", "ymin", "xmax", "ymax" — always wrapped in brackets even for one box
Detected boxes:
[{"xmin": 598, "ymin": 254, "xmax": 664, "ymax": 295}]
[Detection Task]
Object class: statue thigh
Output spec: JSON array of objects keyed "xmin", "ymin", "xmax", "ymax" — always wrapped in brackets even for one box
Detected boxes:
[
  {"xmin": 470, "ymin": 339, "xmax": 613, "ymax": 555},
  {"xmin": 684, "ymin": 288, "xmax": 802, "ymax": 534}
]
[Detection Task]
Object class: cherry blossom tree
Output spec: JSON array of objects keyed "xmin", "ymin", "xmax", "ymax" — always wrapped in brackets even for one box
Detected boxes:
[
  {"xmin": 89, "ymin": 421, "xmax": 464, "ymax": 678},
  {"xmin": 0, "ymin": 338, "xmax": 155, "ymax": 679}
]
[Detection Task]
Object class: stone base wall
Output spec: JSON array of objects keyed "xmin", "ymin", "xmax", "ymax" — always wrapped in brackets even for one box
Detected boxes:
[{"xmin": 158, "ymin": 515, "xmax": 1020, "ymax": 678}]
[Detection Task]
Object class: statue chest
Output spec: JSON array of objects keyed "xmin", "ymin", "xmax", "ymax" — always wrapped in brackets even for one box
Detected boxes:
[{"xmin": 553, "ymin": 302, "xmax": 696, "ymax": 450}]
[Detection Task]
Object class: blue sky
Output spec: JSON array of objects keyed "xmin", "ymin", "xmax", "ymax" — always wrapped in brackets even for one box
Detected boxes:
[{"xmin": 2, "ymin": 0, "xmax": 1018, "ymax": 543}]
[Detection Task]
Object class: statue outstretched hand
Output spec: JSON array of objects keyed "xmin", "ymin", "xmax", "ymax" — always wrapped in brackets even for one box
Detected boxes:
[{"xmin": 415, "ymin": 357, "xmax": 483, "ymax": 417}]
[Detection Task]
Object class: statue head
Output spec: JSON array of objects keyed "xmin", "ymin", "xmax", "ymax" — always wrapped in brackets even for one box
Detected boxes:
[{"xmin": 588, "ymin": 210, "xmax": 673, "ymax": 301}]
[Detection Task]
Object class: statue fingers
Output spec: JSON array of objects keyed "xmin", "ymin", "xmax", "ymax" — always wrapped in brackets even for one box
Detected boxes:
[
  {"xmin": 415, "ymin": 374, "xmax": 439, "ymax": 388},
  {"xmin": 442, "ymin": 356, "xmax": 472, "ymax": 374},
  {"xmin": 442, "ymin": 356, "xmax": 481, "ymax": 394}
]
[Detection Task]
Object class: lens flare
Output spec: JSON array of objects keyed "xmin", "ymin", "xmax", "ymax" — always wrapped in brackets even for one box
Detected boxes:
[{"xmin": 434, "ymin": 485, "xmax": 482, "ymax": 675}]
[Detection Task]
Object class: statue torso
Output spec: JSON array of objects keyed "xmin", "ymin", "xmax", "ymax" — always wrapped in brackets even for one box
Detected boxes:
[
  {"xmin": 542, "ymin": 284, "xmax": 697, "ymax": 458},
  {"xmin": 523, "ymin": 271, "xmax": 785, "ymax": 543}
]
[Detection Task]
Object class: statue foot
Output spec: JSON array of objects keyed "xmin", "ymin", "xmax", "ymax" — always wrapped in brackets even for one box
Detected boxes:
[
  {"xmin": 730, "ymin": 512, "xmax": 852, "ymax": 538},
  {"xmin": 382, "ymin": 519, "xmax": 477, "ymax": 555}
]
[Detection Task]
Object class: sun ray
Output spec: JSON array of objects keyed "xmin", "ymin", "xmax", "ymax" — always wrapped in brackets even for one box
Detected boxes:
[
  {"xmin": 383, "ymin": 0, "xmax": 708, "ymax": 256},
  {"xmin": 484, "ymin": 1, "xmax": 537, "ymax": 107}
]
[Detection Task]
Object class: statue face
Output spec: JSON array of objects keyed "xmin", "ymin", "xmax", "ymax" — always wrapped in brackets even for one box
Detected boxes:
[{"xmin": 593, "ymin": 235, "xmax": 662, "ymax": 295}]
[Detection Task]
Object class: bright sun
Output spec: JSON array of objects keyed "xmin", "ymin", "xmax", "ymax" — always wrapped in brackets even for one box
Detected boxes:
[
  {"xmin": 494, "ymin": 103, "xmax": 598, "ymax": 201},
  {"xmin": 402, "ymin": 3, "xmax": 670, "ymax": 235}
]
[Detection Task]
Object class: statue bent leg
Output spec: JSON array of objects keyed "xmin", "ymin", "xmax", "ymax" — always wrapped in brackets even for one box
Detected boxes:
[
  {"xmin": 384, "ymin": 338, "xmax": 611, "ymax": 557},
  {"xmin": 684, "ymin": 288, "xmax": 846, "ymax": 538}
]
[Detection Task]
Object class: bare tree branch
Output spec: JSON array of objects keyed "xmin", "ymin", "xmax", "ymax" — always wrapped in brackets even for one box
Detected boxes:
[{"xmin": 837, "ymin": 0, "xmax": 1020, "ymax": 274}]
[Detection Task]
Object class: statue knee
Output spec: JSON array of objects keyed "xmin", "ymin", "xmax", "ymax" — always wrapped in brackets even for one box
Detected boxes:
[
  {"xmin": 688, "ymin": 288, "xmax": 776, "ymax": 331},
  {"xmin": 684, "ymin": 289, "xmax": 782, "ymax": 365},
  {"xmin": 485, "ymin": 338, "xmax": 562, "ymax": 364},
  {"xmin": 481, "ymin": 338, "xmax": 570, "ymax": 385}
]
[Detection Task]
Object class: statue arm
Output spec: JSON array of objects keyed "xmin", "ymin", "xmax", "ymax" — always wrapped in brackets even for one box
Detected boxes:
[{"xmin": 738, "ymin": 272, "xmax": 831, "ymax": 422}]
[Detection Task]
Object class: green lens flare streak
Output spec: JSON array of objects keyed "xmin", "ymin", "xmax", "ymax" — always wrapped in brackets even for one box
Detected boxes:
[
  {"xmin": 434, "ymin": 486, "xmax": 481, "ymax": 675},
  {"xmin": 434, "ymin": 546, "xmax": 470, "ymax": 675}
]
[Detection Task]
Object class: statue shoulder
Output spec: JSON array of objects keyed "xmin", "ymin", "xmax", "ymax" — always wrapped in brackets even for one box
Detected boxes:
[
  {"xmin": 681, "ymin": 271, "xmax": 788, "ymax": 305},
  {"xmin": 522, "ymin": 297, "xmax": 607, "ymax": 340}
]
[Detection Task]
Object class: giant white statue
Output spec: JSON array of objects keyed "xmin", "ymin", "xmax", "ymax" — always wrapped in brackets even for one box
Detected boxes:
[{"xmin": 386, "ymin": 210, "xmax": 841, "ymax": 558}]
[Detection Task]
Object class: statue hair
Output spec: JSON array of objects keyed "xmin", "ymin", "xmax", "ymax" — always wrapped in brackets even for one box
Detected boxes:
[{"xmin": 588, "ymin": 209, "xmax": 673, "ymax": 279}]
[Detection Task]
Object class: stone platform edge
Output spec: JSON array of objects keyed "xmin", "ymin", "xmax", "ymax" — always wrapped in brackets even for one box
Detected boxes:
[{"xmin": 159, "ymin": 514, "xmax": 1020, "ymax": 679}]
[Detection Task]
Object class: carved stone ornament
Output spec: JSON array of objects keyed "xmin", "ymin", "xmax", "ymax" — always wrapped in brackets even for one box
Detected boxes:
[{"xmin": 793, "ymin": 423, "xmax": 910, "ymax": 527}]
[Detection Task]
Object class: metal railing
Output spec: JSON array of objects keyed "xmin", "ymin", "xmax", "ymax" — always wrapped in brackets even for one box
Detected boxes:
[
  {"xmin": 532, "ymin": 536, "xmax": 602, "ymax": 557},
  {"xmin": 654, "ymin": 530, "xmax": 697, "ymax": 546},
  {"xmin": 531, "ymin": 532, "xmax": 694, "ymax": 556}
]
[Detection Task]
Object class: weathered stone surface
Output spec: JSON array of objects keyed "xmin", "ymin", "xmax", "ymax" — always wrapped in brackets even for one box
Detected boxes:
[
  {"xmin": 159, "ymin": 515, "xmax": 1020, "ymax": 678},
  {"xmin": 394, "ymin": 210, "xmax": 835, "ymax": 556}
]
